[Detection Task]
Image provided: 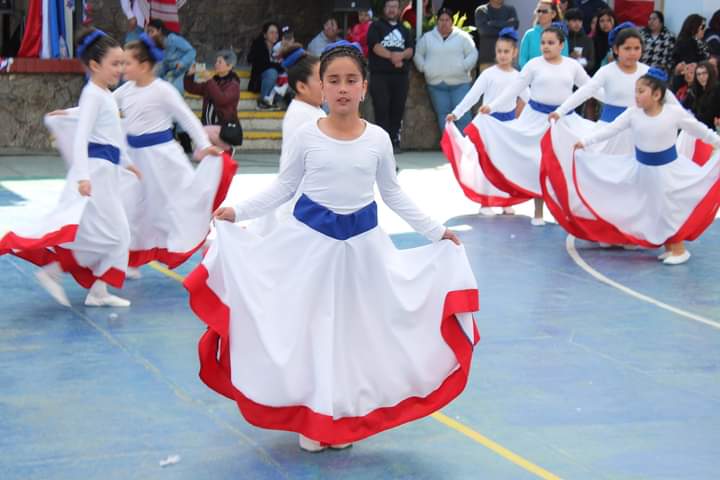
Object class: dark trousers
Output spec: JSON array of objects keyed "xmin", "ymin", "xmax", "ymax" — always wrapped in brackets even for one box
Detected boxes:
[{"xmin": 369, "ymin": 71, "xmax": 410, "ymax": 145}]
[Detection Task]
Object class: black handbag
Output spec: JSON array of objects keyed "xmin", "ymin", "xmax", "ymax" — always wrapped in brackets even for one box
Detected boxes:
[{"xmin": 219, "ymin": 121, "xmax": 243, "ymax": 146}]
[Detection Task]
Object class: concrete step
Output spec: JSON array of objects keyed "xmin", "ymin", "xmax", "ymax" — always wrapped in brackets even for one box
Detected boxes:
[
  {"xmin": 185, "ymin": 92, "xmax": 273, "ymax": 113},
  {"xmin": 236, "ymin": 137, "xmax": 282, "ymax": 151},
  {"xmin": 192, "ymin": 110, "xmax": 284, "ymax": 131}
]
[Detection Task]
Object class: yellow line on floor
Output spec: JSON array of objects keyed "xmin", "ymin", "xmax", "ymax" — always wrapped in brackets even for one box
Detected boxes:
[{"xmin": 147, "ymin": 260, "xmax": 563, "ymax": 479}]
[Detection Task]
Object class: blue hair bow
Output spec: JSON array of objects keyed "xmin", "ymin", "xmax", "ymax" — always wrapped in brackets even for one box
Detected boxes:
[
  {"xmin": 139, "ymin": 32, "xmax": 165, "ymax": 62},
  {"xmin": 281, "ymin": 48, "xmax": 306, "ymax": 69},
  {"xmin": 498, "ymin": 27, "xmax": 519, "ymax": 42},
  {"xmin": 322, "ymin": 40, "xmax": 363, "ymax": 54},
  {"xmin": 646, "ymin": 66, "xmax": 668, "ymax": 83},
  {"xmin": 77, "ymin": 29, "xmax": 106, "ymax": 58},
  {"xmin": 550, "ymin": 21, "xmax": 569, "ymax": 37},
  {"xmin": 608, "ymin": 21, "xmax": 636, "ymax": 46}
]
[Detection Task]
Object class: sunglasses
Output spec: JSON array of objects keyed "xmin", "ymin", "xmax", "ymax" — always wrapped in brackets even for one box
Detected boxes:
[{"xmin": 536, "ymin": 9, "xmax": 550, "ymax": 14}]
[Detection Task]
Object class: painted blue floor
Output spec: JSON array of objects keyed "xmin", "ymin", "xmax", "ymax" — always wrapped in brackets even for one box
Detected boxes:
[{"xmin": 1, "ymin": 172, "xmax": 719, "ymax": 479}]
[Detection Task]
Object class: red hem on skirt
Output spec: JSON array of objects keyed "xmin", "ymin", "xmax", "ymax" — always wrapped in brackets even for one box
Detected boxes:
[
  {"xmin": 184, "ymin": 264, "xmax": 480, "ymax": 445},
  {"xmin": 464, "ymin": 122, "xmax": 537, "ymax": 201},
  {"xmin": 571, "ymin": 153, "xmax": 720, "ymax": 248},
  {"xmin": 540, "ymin": 130, "xmax": 639, "ymax": 244},
  {"xmin": 692, "ymin": 139, "xmax": 715, "ymax": 167},
  {"xmin": 1, "ymin": 227, "xmax": 126, "ymax": 288},
  {"xmin": 128, "ymin": 152, "xmax": 238, "ymax": 269},
  {"xmin": 441, "ymin": 125, "xmax": 526, "ymax": 207}
]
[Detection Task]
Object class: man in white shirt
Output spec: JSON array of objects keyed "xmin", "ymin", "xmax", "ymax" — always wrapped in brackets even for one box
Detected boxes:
[{"xmin": 120, "ymin": 0, "xmax": 149, "ymax": 42}]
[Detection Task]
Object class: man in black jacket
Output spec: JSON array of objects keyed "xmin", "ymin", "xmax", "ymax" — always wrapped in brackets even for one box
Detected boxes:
[
  {"xmin": 368, "ymin": 0, "xmax": 414, "ymax": 152},
  {"xmin": 475, "ymin": 0, "xmax": 519, "ymax": 68},
  {"xmin": 566, "ymin": 8, "xmax": 595, "ymax": 74}
]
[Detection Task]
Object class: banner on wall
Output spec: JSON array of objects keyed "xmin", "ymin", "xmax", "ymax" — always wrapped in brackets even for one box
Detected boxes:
[{"xmin": 614, "ymin": 0, "xmax": 656, "ymax": 27}]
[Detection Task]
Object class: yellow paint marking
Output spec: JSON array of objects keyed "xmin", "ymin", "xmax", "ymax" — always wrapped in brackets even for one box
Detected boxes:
[{"xmin": 147, "ymin": 261, "xmax": 563, "ymax": 479}]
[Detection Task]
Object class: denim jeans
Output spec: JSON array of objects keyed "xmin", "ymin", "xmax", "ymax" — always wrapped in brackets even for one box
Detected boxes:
[
  {"xmin": 261, "ymin": 68, "xmax": 279, "ymax": 99},
  {"xmin": 426, "ymin": 81, "xmax": 472, "ymax": 133}
]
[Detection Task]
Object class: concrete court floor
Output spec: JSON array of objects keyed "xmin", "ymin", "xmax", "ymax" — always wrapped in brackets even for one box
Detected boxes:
[{"xmin": 1, "ymin": 151, "xmax": 719, "ymax": 480}]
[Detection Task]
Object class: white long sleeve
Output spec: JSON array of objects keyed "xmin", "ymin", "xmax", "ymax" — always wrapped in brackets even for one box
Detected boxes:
[
  {"xmin": 451, "ymin": 70, "xmax": 488, "ymax": 119},
  {"xmin": 488, "ymin": 65, "xmax": 531, "ymax": 112},
  {"xmin": 453, "ymin": 66, "xmax": 527, "ymax": 118},
  {"xmin": 677, "ymin": 109, "xmax": 720, "ymax": 147},
  {"xmin": 582, "ymin": 108, "xmax": 633, "ymax": 146},
  {"xmin": 162, "ymin": 82, "xmax": 211, "ymax": 150},
  {"xmin": 71, "ymin": 87, "xmax": 100, "ymax": 181}
]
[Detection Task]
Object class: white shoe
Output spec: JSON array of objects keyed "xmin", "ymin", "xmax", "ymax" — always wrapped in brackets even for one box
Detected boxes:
[
  {"xmin": 329, "ymin": 443, "xmax": 353, "ymax": 450},
  {"xmin": 502, "ymin": 207, "xmax": 516, "ymax": 215},
  {"xmin": 478, "ymin": 207, "xmax": 496, "ymax": 216},
  {"xmin": 530, "ymin": 218, "xmax": 545, "ymax": 227},
  {"xmin": 298, "ymin": 434, "xmax": 326, "ymax": 452},
  {"xmin": 126, "ymin": 267, "xmax": 142, "ymax": 280},
  {"xmin": 35, "ymin": 270, "xmax": 71, "ymax": 307},
  {"xmin": 657, "ymin": 251, "xmax": 672, "ymax": 261},
  {"xmin": 663, "ymin": 251, "xmax": 691, "ymax": 265},
  {"xmin": 84, "ymin": 293, "xmax": 131, "ymax": 307}
]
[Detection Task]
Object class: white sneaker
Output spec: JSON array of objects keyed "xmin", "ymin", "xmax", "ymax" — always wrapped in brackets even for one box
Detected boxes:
[
  {"xmin": 502, "ymin": 207, "xmax": 516, "ymax": 215},
  {"xmin": 663, "ymin": 251, "xmax": 691, "ymax": 265},
  {"xmin": 84, "ymin": 293, "xmax": 131, "ymax": 307},
  {"xmin": 35, "ymin": 270, "xmax": 71, "ymax": 307},
  {"xmin": 657, "ymin": 251, "xmax": 672, "ymax": 261},
  {"xmin": 298, "ymin": 434, "xmax": 326, "ymax": 452},
  {"xmin": 478, "ymin": 207, "xmax": 496, "ymax": 216},
  {"xmin": 530, "ymin": 218, "xmax": 545, "ymax": 227},
  {"xmin": 126, "ymin": 267, "xmax": 142, "ymax": 280}
]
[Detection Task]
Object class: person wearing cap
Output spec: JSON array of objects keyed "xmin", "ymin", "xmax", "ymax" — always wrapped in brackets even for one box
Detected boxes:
[
  {"xmin": 184, "ymin": 49, "xmax": 242, "ymax": 151},
  {"xmin": 565, "ymin": 8, "xmax": 595, "ymax": 74},
  {"xmin": 475, "ymin": 0, "xmax": 519, "ymax": 70},
  {"xmin": 307, "ymin": 16, "xmax": 340, "ymax": 57},
  {"xmin": 414, "ymin": 7, "xmax": 478, "ymax": 132}
]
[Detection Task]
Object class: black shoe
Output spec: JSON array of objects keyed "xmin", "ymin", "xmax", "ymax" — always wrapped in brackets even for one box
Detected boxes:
[{"xmin": 256, "ymin": 99, "xmax": 271, "ymax": 110}]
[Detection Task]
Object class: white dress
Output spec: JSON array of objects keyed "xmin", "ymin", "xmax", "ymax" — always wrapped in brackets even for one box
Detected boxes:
[
  {"xmin": 0, "ymin": 82, "xmax": 134, "ymax": 288},
  {"xmin": 471, "ymin": 57, "xmax": 592, "ymax": 200},
  {"xmin": 248, "ymin": 99, "xmax": 326, "ymax": 236},
  {"xmin": 113, "ymin": 79, "xmax": 237, "ymax": 268},
  {"xmin": 183, "ymin": 121, "xmax": 480, "ymax": 445},
  {"xmin": 571, "ymin": 105, "xmax": 720, "ymax": 246},
  {"xmin": 442, "ymin": 65, "xmax": 530, "ymax": 207}
]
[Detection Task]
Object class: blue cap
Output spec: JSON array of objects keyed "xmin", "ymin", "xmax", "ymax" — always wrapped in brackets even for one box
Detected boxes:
[
  {"xmin": 608, "ymin": 21, "xmax": 636, "ymax": 46},
  {"xmin": 498, "ymin": 27, "xmax": 519, "ymax": 42},
  {"xmin": 646, "ymin": 66, "xmax": 668, "ymax": 83}
]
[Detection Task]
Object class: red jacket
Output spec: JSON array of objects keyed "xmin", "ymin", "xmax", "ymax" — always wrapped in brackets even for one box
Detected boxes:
[
  {"xmin": 184, "ymin": 71, "xmax": 240, "ymax": 125},
  {"xmin": 347, "ymin": 21, "xmax": 371, "ymax": 57}
]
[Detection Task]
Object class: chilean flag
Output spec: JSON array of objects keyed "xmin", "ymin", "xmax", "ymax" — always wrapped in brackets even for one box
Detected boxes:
[{"xmin": 17, "ymin": 0, "xmax": 69, "ymax": 58}]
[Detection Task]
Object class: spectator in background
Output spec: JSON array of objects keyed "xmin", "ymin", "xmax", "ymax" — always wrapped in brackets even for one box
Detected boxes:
[
  {"xmin": 248, "ymin": 22, "xmax": 283, "ymax": 110},
  {"xmin": 565, "ymin": 8, "xmax": 595, "ymax": 73},
  {"xmin": 558, "ymin": 0, "xmax": 574, "ymax": 17},
  {"xmin": 307, "ymin": 17, "xmax": 340, "ymax": 57},
  {"xmin": 368, "ymin": 0, "xmax": 414, "ymax": 152},
  {"xmin": 120, "ymin": 0, "xmax": 148, "ymax": 42},
  {"xmin": 414, "ymin": 7, "xmax": 478, "ymax": 132},
  {"xmin": 519, "ymin": 1, "xmax": 567, "ymax": 68},
  {"xmin": 705, "ymin": 10, "xmax": 720, "ymax": 61},
  {"xmin": 592, "ymin": 8, "xmax": 615, "ymax": 69},
  {"xmin": 347, "ymin": 10, "xmax": 372, "ymax": 57},
  {"xmin": 475, "ymin": 0, "xmax": 519, "ymax": 70},
  {"xmin": 401, "ymin": 0, "xmax": 432, "ymax": 30},
  {"xmin": 184, "ymin": 50, "xmax": 242, "ymax": 152},
  {"xmin": 640, "ymin": 10, "xmax": 676, "ymax": 73},
  {"xmin": 683, "ymin": 61, "xmax": 720, "ymax": 129},
  {"xmin": 576, "ymin": 0, "xmax": 609, "ymax": 34},
  {"xmin": 672, "ymin": 14, "xmax": 710, "ymax": 68},
  {"xmin": 672, "ymin": 61, "xmax": 696, "ymax": 104},
  {"xmin": 146, "ymin": 19, "xmax": 195, "ymax": 94}
]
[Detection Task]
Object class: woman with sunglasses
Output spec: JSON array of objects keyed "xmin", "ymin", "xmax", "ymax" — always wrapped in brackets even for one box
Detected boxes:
[
  {"xmin": 672, "ymin": 14, "xmax": 710, "ymax": 69},
  {"xmin": 519, "ymin": 1, "xmax": 568, "ymax": 68}
]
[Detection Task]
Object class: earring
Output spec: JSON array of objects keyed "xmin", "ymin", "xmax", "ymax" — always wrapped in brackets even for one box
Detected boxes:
[{"xmin": 360, "ymin": 94, "xmax": 365, "ymax": 101}]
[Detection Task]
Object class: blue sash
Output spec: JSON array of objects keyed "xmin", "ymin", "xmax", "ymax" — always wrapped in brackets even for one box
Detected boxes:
[
  {"xmin": 491, "ymin": 110, "xmax": 516, "ymax": 122},
  {"xmin": 126, "ymin": 129, "xmax": 174, "ymax": 148},
  {"xmin": 87, "ymin": 143, "xmax": 120, "ymax": 164},
  {"xmin": 600, "ymin": 104, "xmax": 627, "ymax": 123},
  {"xmin": 293, "ymin": 194, "xmax": 378, "ymax": 240},
  {"xmin": 635, "ymin": 145, "xmax": 677, "ymax": 166},
  {"xmin": 529, "ymin": 99, "xmax": 560, "ymax": 114}
]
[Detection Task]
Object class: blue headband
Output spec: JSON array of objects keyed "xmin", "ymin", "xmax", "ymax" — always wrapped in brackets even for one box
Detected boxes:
[
  {"xmin": 322, "ymin": 40, "xmax": 363, "ymax": 54},
  {"xmin": 139, "ymin": 32, "xmax": 164, "ymax": 62},
  {"xmin": 608, "ymin": 21, "xmax": 636, "ymax": 46},
  {"xmin": 549, "ymin": 22, "xmax": 568, "ymax": 37},
  {"xmin": 281, "ymin": 48, "xmax": 306, "ymax": 69},
  {"xmin": 77, "ymin": 29, "xmax": 106, "ymax": 58},
  {"xmin": 646, "ymin": 67, "xmax": 668, "ymax": 83},
  {"xmin": 498, "ymin": 27, "xmax": 519, "ymax": 42}
]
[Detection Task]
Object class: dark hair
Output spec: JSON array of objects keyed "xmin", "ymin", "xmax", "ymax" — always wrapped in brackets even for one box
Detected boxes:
[
  {"xmin": 319, "ymin": 45, "xmax": 367, "ymax": 80},
  {"xmin": 649, "ymin": 10, "xmax": 665, "ymax": 26},
  {"xmin": 678, "ymin": 14, "xmax": 706, "ymax": 41},
  {"xmin": 709, "ymin": 10, "xmax": 720, "ymax": 33},
  {"xmin": 262, "ymin": 21, "xmax": 280, "ymax": 36},
  {"xmin": 147, "ymin": 19, "xmax": 169, "ymax": 36},
  {"xmin": 638, "ymin": 73, "xmax": 667, "ymax": 102},
  {"xmin": 542, "ymin": 26, "xmax": 566, "ymax": 44},
  {"xmin": 125, "ymin": 40, "xmax": 154, "ymax": 65},
  {"xmin": 596, "ymin": 8, "xmax": 616, "ymax": 30},
  {"xmin": 282, "ymin": 44, "xmax": 321, "ymax": 91},
  {"xmin": 76, "ymin": 28, "xmax": 120, "ymax": 66},
  {"xmin": 322, "ymin": 16, "xmax": 338, "ymax": 26},
  {"xmin": 564, "ymin": 8, "xmax": 583, "ymax": 22},
  {"xmin": 693, "ymin": 60, "xmax": 718, "ymax": 93},
  {"xmin": 537, "ymin": 1, "xmax": 561, "ymax": 21},
  {"xmin": 437, "ymin": 7, "xmax": 453, "ymax": 20},
  {"xmin": 613, "ymin": 28, "xmax": 643, "ymax": 49}
]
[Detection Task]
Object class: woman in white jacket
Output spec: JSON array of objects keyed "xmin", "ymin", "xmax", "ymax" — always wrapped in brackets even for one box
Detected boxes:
[{"xmin": 414, "ymin": 8, "xmax": 478, "ymax": 132}]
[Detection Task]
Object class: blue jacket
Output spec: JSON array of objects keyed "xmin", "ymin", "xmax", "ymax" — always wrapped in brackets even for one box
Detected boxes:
[
  {"xmin": 519, "ymin": 25, "xmax": 569, "ymax": 68},
  {"xmin": 158, "ymin": 33, "xmax": 196, "ymax": 77}
]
